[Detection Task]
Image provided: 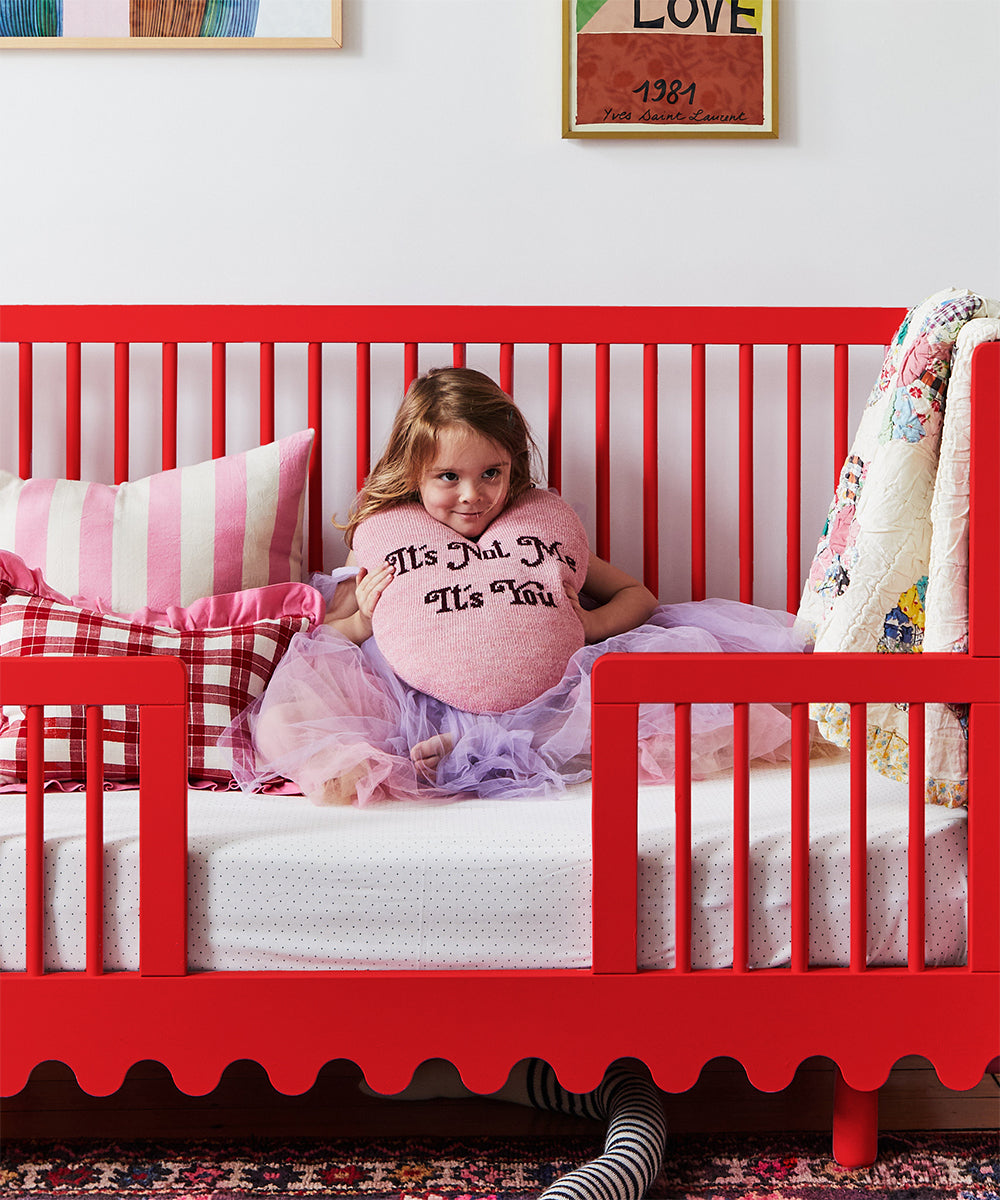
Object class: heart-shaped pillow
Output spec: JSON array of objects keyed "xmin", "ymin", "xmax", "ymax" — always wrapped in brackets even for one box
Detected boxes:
[{"xmin": 353, "ymin": 489, "xmax": 589, "ymax": 712}]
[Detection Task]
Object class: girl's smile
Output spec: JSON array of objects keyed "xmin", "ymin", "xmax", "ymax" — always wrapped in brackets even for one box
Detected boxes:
[{"xmin": 419, "ymin": 424, "xmax": 512, "ymax": 539}]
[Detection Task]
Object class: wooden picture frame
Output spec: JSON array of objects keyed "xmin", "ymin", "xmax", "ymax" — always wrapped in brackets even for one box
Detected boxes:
[
  {"xmin": 0, "ymin": 1, "xmax": 342, "ymax": 48},
  {"xmin": 563, "ymin": 0, "xmax": 777, "ymax": 138}
]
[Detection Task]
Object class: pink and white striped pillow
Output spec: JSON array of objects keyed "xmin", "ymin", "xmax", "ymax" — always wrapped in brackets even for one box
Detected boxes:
[{"xmin": 0, "ymin": 430, "xmax": 314, "ymax": 614}]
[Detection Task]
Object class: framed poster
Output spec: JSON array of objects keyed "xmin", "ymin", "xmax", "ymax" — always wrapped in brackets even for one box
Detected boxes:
[
  {"xmin": 0, "ymin": 0, "xmax": 342, "ymax": 47},
  {"xmin": 563, "ymin": 0, "xmax": 777, "ymax": 138}
]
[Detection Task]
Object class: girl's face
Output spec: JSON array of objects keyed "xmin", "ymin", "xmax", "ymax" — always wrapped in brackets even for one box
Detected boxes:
[{"xmin": 418, "ymin": 424, "xmax": 511, "ymax": 539}]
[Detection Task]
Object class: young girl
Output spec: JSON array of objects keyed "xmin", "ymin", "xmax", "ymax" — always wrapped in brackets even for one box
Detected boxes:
[{"xmin": 224, "ymin": 367, "xmax": 802, "ymax": 805}]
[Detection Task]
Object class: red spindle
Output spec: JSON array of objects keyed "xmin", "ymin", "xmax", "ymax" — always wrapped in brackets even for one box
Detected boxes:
[
  {"xmin": 500, "ymin": 343, "xmax": 514, "ymax": 395},
  {"xmin": 786, "ymin": 345, "xmax": 802, "ymax": 613},
  {"xmin": 790, "ymin": 701, "xmax": 810, "ymax": 972},
  {"xmin": 356, "ymin": 343, "xmax": 372, "ymax": 491},
  {"xmin": 643, "ymin": 343, "xmax": 659, "ymax": 596},
  {"xmin": 690, "ymin": 344, "xmax": 707, "ymax": 601},
  {"xmin": 967, "ymin": 343, "xmax": 1000, "ymax": 973},
  {"xmin": 19, "ymin": 342, "xmax": 33, "ymax": 478},
  {"xmin": 969, "ymin": 342, "xmax": 1000, "ymax": 657},
  {"xmin": 834, "ymin": 343, "xmax": 849, "ymax": 487},
  {"xmin": 595, "ymin": 343, "xmax": 611, "ymax": 560},
  {"xmin": 212, "ymin": 342, "xmax": 226, "ymax": 459},
  {"xmin": 739, "ymin": 344, "xmax": 754, "ymax": 605},
  {"xmin": 453, "ymin": 343, "xmax": 466, "ymax": 368},
  {"xmin": 25, "ymin": 705, "xmax": 44, "ymax": 977},
  {"xmin": 547, "ymin": 344, "xmax": 563, "ymax": 493},
  {"xmin": 259, "ymin": 342, "xmax": 275, "ymax": 445},
  {"xmin": 968, "ymin": 699, "xmax": 1000, "ymax": 972},
  {"xmin": 674, "ymin": 702, "xmax": 692, "ymax": 973},
  {"xmin": 307, "ymin": 342, "xmax": 323, "ymax": 574},
  {"xmin": 907, "ymin": 702, "xmax": 925, "ymax": 973},
  {"xmin": 66, "ymin": 342, "xmax": 81, "ymax": 480},
  {"xmin": 114, "ymin": 342, "xmax": 129, "ymax": 484},
  {"xmin": 733, "ymin": 701, "xmax": 750, "ymax": 973},
  {"xmin": 161, "ymin": 343, "xmax": 178, "ymax": 470},
  {"xmin": 849, "ymin": 701, "xmax": 868, "ymax": 973},
  {"xmin": 591, "ymin": 702, "xmax": 638, "ymax": 974},
  {"xmin": 405, "ymin": 343, "xmax": 419, "ymax": 390},
  {"xmin": 86, "ymin": 705, "xmax": 104, "ymax": 976}
]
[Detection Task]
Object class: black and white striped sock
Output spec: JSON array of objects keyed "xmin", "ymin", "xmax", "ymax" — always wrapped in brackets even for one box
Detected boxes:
[
  {"xmin": 359, "ymin": 1056, "xmax": 666, "ymax": 1200},
  {"xmin": 526, "ymin": 1060, "xmax": 667, "ymax": 1200}
]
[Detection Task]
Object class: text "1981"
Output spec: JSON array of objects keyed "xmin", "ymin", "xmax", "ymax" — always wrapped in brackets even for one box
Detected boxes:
[{"xmin": 632, "ymin": 79, "xmax": 696, "ymax": 104}]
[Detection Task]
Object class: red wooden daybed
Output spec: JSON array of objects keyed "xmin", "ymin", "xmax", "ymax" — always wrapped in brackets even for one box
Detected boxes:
[{"xmin": 1, "ymin": 304, "xmax": 997, "ymax": 1170}]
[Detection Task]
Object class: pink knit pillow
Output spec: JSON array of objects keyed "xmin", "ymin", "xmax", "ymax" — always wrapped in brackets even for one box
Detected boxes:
[
  {"xmin": 353, "ymin": 489, "xmax": 589, "ymax": 712},
  {"xmin": 0, "ymin": 430, "xmax": 313, "ymax": 614}
]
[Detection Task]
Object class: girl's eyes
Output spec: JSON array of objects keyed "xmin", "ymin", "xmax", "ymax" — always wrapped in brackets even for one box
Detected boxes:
[{"xmin": 436, "ymin": 468, "xmax": 503, "ymax": 483}]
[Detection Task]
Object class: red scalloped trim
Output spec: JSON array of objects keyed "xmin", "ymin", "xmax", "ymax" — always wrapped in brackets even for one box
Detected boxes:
[{"xmin": 8, "ymin": 1043, "xmax": 992, "ymax": 1104}]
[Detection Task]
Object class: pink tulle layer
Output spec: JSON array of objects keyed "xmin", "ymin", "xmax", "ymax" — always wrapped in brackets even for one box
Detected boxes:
[{"xmin": 220, "ymin": 598, "xmax": 807, "ymax": 806}]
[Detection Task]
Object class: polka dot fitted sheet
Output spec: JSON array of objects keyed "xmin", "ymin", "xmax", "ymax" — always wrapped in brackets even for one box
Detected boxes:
[{"xmin": 0, "ymin": 755, "xmax": 967, "ymax": 972}]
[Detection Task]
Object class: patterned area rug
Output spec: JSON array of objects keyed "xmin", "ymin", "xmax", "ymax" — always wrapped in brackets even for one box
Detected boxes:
[{"xmin": 1, "ymin": 1132, "xmax": 997, "ymax": 1199}]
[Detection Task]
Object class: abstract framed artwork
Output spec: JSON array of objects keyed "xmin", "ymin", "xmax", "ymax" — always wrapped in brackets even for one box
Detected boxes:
[
  {"xmin": 0, "ymin": 0, "xmax": 342, "ymax": 47},
  {"xmin": 563, "ymin": 0, "xmax": 777, "ymax": 138}
]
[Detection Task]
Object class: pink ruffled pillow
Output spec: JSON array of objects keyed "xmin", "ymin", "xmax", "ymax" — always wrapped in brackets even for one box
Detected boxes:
[
  {"xmin": 0, "ymin": 551, "xmax": 324, "ymax": 789},
  {"xmin": 353, "ymin": 489, "xmax": 589, "ymax": 713},
  {"xmin": 0, "ymin": 430, "xmax": 314, "ymax": 614}
]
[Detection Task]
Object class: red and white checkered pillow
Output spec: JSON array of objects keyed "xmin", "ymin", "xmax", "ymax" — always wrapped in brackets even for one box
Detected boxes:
[{"xmin": 0, "ymin": 581, "xmax": 314, "ymax": 787}]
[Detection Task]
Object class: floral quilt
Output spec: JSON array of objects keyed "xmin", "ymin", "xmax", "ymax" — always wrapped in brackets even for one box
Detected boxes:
[{"xmin": 797, "ymin": 287, "xmax": 1000, "ymax": 806}]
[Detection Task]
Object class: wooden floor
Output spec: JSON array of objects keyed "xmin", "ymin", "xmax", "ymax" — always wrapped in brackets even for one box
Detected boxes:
[{"xmin": 3, "ymin": 1057, "xmax": 998, "ymax": 1140}]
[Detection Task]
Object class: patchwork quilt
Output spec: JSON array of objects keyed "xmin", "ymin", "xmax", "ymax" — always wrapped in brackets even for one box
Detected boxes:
[{"xmin": 797, "ymin": 288, "xmax": 1000, "ymax": 807}]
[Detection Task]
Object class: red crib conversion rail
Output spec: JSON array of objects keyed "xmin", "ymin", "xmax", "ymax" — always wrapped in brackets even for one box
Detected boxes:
[
  {"xmin": 590, "ymin": 648, "xmax": 1000, "ymax": 1165},
  {"xmin": 0, "ymin": 655, "xmax": 189, "ymax": 978},
  {"xmin": 1, "ymin": 308, "xmax": 998, "ymax": 1170}
]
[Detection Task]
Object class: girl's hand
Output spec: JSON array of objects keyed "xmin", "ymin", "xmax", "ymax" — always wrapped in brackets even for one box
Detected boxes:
[
  {"xmin": 565, "ymin": 585, "xmax": 601, "ymax": 642},
  {"xmin": 566, "ymin": 555, "xmax": 658, "ymax": 644},
  {"xmin": 325, "ymin": 561, "xmax": 395, "ymax": 645},
  {"xmin": 355, "ymin": 562, "xmax": 395, "ymax": 621}
]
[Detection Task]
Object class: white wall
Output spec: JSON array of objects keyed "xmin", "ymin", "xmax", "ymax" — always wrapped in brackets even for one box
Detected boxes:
[{"xmin": 2, "ymin": 0, "xmax": 998, "ymax": 306}]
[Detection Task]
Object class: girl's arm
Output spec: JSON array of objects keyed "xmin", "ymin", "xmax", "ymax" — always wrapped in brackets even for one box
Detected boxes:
[
  {"xmin": 324, "ymin": 551, "xmax": 395, "ymax": 645},
  {"xmin": 566, "ymin": 553, "xmax": 658, "ymax": 643}
]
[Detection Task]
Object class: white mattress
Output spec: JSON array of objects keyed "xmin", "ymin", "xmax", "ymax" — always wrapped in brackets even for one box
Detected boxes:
[{"xmin": 0, "ymin": 755, "xmax": 968, "ymax": 972}]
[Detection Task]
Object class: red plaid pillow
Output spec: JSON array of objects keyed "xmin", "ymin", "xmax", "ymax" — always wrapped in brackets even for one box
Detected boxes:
[{"xmin": 0, "ymin": 582, "xmax": 313, "ymax": 787}]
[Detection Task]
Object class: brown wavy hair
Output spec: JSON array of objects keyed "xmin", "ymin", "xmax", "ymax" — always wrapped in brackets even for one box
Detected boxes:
[{"xmin": 339, "ymin": 367, "xmax": 540, "ymax": 547}]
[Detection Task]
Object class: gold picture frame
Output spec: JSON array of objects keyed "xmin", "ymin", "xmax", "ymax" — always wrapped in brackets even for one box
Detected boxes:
[
  {"xmin": 0, "ymin": 1, "xmax": 342, "ymax": 48},
  {"xmin": 563, "ymin": 0, "xmax": 777, "ymax": 138}
]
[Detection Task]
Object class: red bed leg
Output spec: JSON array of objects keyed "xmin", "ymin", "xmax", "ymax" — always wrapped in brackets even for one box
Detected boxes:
[{"xmin": 832, "ymin": 1067, "xmax": 879, "ymax": 1167}]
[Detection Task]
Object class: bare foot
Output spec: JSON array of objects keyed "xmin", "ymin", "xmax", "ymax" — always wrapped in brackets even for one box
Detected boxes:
[
  {"xmin": 410, "ymin": 733, "xmax": 454, "ymax": 782},
  {"xmin": 310, "ymin": 761, "xmax": 378, "ymax": 806}
]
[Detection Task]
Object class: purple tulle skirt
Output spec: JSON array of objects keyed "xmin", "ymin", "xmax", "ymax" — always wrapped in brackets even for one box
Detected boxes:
[{"xmin": 221, "ymin": 590, "xmax": 808, "ymax": 806}]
